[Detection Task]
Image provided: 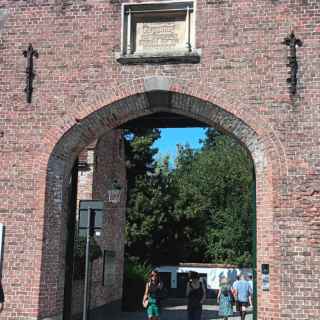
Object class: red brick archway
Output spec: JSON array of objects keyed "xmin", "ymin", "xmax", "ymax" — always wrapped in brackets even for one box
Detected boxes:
[
  {"xmin": 2, "ymin": 1, "xmax": 320, "ymax": 318},
  {"xmin": 37, "ymin": 77, "xmax": 285, "ymax": 320}
]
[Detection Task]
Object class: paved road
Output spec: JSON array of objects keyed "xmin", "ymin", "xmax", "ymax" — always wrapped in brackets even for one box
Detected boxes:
[{"xmin": 113, "ymin": 304, "xmax": 253, "ymax": 320}]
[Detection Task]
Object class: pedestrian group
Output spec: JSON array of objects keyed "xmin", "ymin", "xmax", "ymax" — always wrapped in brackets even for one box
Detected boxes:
[{"xmin": 143, "ymin": 270, "xmax": 252, "ymax": 320}]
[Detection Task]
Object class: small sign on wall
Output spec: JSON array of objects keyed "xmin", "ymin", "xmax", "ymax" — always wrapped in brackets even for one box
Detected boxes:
[{"xmin": 261, "ymin": 264, "xmax": 270, "ymax": 291}]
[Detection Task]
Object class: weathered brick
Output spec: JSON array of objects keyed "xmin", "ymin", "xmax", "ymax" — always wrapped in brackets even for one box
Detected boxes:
[{"xmin": 0, "ymin": 0, "xmax": 319, "ymax": 319}]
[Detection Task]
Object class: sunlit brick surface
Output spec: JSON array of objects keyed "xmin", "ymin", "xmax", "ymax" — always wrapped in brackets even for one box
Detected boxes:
[{"xmin": 0, "ymin": 1, "xmax": 319, "ymax": 319}]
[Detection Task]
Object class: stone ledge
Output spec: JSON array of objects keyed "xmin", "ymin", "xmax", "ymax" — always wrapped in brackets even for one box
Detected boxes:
[{"xmin": 116, "ymin": 49, "xmax": 201, "ymax": 65}]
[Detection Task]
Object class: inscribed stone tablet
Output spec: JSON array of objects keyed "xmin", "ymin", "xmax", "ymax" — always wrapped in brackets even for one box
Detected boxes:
[{"xmin": 135, "ymin": 18, "xmax": 186, "ymax": 53}]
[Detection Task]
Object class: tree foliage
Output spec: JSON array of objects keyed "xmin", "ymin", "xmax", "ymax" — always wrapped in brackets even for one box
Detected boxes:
[
  {"xmin": 124, "ymin": 128, "xmax": 160, "ymax": 189},
  {"xmin": 124, "ymin": 128, "xmax": 254, "ymax": 267},
  {"xmin": 124, "ymin": 128, "xmax": 176, "ymax": 265},
  {"xmin": 172, "ymin": 130, "xmax": 254, "ymax": 265}
]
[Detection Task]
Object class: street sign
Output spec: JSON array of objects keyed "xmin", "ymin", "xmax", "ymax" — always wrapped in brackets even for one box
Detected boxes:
[
  {"xmin": 79, "ymin": 200, "xmax": 103, "ymax": 237},
  {"xmin": 79, "ymin": 200, "xmax": 104, "ymax": 320}
]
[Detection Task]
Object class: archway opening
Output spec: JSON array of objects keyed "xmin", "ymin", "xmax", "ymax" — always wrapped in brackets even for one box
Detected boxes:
[
  {"xmin": 40, "ymin": 90, "xmax": 276, "ymax": 320},
  {"xmin": 120, "ymin": 121, "xmax": 256, "ymax": 320}
]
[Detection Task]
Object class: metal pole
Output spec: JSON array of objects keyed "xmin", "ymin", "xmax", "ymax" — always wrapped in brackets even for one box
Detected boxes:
[
  {"xmin": 83, "ymin": 208, "xmax": 91, "ymax": 320},
  {"xmin": 251, "ymin": 167, "xmax": 257, "ymax": 320}
]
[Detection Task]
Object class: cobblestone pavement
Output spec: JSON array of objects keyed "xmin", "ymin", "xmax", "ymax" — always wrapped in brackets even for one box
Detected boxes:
[{"xmin": 113, "ymin": 304, "xmax": 253, "ymax": 320}]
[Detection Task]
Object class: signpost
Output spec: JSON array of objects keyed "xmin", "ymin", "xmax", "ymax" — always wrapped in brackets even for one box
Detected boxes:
[
  {"xmin": 79, "ymin": 200, "xmax": 103, "ymax": 320},
  {"xmin": 78, "ymin": 184, "xmax": 121, "ymax": 320}
]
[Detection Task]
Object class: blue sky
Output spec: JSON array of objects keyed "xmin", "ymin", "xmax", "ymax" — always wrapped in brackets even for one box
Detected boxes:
[{"xmin": 154, "ymin": 128, "xmax": 206, "ymax": 164}]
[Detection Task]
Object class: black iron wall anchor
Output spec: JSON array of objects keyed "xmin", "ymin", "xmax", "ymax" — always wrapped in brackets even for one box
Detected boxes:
[
  {"xmin": 23, "ymin": 43, "xmax": 38, "ymax": 103},
  {"xmin": 282, "ymin": 32, "xmax": 302, "ymax": 95}
]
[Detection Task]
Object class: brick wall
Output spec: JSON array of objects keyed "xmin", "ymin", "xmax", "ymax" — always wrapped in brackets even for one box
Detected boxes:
[
  {"xmin": 0, "ymin": 0, "xmax": 319, "ymax": 319},
  {"xmin": 77, "ymin": 147, "xmax": 95, "ymax": 204},
  {"xmin": 91, "ymin": 129, "xmax": 126, "ymax": 308},
  {"xmin": 71, "ymin": 130, "xmax": 126, "ymax": 317}
]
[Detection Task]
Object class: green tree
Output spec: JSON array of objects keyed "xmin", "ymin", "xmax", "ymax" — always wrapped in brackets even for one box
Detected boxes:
[
  {"xmin": 124, "ymin": 128, "xmax": 160, "ymax": 189},
  {"xmin": 125, "ymin": 170, "xmax": 177, "ymax": 265},
  {"xmin": 124, "ymin": 128, "xmax": 254, "ymax": 266},
  {"xmin": 124, "ymin": 129, "xmax": 178, "ymax": 265},
  {"xmin": 172, "ymin": 129, "xmax": 254, "ymax": 265}
]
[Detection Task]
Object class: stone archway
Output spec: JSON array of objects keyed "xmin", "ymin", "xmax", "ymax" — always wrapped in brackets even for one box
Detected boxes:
[{"xmin": 38, "ymin": 77, "xmax": 285, "ymax": 320}]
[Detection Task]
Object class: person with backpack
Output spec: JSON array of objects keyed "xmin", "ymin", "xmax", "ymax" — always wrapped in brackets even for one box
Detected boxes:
[
  {"xmin": 186, "ymin": 271, "xmax": 206, "ymax": 320},
  {"xmin": 217, "ymin": 277, "xmax": 233, "ymax": 320}
]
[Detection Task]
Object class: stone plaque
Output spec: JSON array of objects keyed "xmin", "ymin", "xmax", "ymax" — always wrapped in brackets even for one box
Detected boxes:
[
  {"xmin": 135, "ymin": 18, "xmax": 186, "ymax": 53},
  {"xmin": 121, "ymin": 2, "xmax": 196, "ymax": 59}
]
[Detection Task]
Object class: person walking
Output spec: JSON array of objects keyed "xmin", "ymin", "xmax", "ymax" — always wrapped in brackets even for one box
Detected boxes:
[
  {"xmin": 217, "ymin": 277, "xmax": 233, "ymax": 320},
  {"xmin": 231, "ymin": 275, "xmax": 240, "ymax": 313},
  {"xmin": 143, "ymin": 270, "xmax": 163, "ymax": 320},
  {"xmin": 186, "ymin": 271, "xmax": 206, "ymax": 320},
  {"xmin": 233, "ymin": 273, "xmax": 252, "ymax": 320},
  {"xmin": 248, "ymin": 275, "xmax": 253, "ymax": 293},
  {"xmin": 231, "ymin": 275, "xmax": 240, "ymax": 295}
]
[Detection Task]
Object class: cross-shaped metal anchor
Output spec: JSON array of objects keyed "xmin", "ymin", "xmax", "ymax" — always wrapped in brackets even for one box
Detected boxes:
[
  {"xmin": 23, "ymin": 43, "xmax": 38, "ymax": 103},
  {"xmin": 282, "ymin": 32, "xmax": 302, "ymax": 95}
]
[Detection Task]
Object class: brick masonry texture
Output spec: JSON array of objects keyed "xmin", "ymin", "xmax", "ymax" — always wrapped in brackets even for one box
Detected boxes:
[
  {"xmin": 91, "ymin": 130, "xmax": 126, "ymax": 309},
  {"xmin": 0, "ymin": 0, "xmax": 319, "ymax": 319}
]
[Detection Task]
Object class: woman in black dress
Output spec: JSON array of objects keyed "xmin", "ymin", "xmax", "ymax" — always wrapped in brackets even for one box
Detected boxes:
[{"xmin": 186, "ymin": 272, "xmax": 206, "ymax": 320}]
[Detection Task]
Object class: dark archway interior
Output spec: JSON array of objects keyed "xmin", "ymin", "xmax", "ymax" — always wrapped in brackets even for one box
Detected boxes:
[
  {"xmin": 120, "ymin": 91, "xmax": 208, "ymax": 128},
  {"xmin": 120, "ymin": 111, "xmax": 208, "ymax": 128}
]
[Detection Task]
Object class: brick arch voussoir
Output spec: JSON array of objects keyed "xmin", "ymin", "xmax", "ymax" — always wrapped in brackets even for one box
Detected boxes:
[
  {"xmin": 173, "ymin": 79, "xmax": 287, "ymax": 180},
  {"xmin": 41, "ymin": 77, "xmax": 287, "ymax": 186}
]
